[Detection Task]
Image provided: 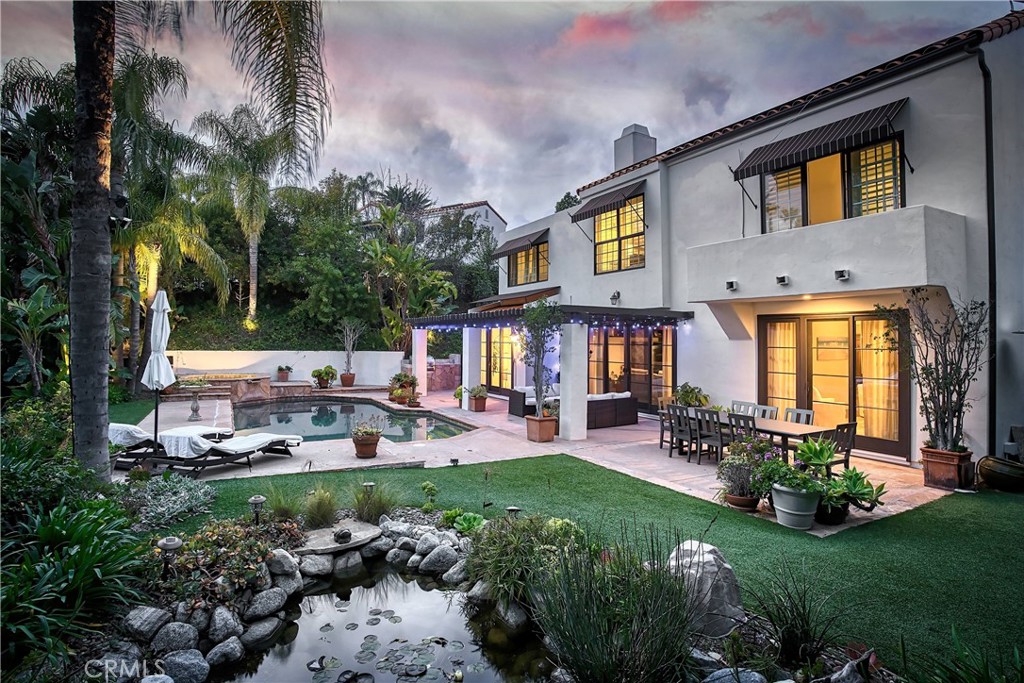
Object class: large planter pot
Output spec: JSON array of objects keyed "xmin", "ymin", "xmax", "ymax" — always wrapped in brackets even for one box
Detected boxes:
[
  {"xmin": 977, "ymin": 456, "xmax": 1024, "ymax": 493},
  {"xmin": 771, "ymin": 484, "xmax": 820, "ymax": 530},
  {"xmin": 316, "ymin": 378, "xmax": 330, "ymax": 389},
  {"xmin": 921, "ymin": 447, "xmax": 974, "ymax": 491},
  {"xmin": 340, "ymin": 373, "xmax": 355, "ymax": 387},
  {"xmin": 814, "ymin": 501, "xmax": 850, "ymax": 525},
  {"xmin": 468, "ymin": 396, "xmax": 487, "ymax": 412},
  {"xmin": 526, "ymin": 415, "xmax": 557, "ymax": 443},
  {"xmin": 276, "ymin": 371, "xmax": 290, "ymax": 382},
  {"xmin": 395, "ymin": 396, "xmax": 408, "ymax": 405},
  {"xmin": 353, "ymin": 435, "xmax": 380, "ymax": 458},
  {"xmin": 724, "ymin": 493, "xmax": 759, "ymax": 512}
]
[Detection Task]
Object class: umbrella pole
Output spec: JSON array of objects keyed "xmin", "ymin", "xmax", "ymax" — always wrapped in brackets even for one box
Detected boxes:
[{"xmin": 153, "ymin": 389, "xmax": 160, "ymax": 450}]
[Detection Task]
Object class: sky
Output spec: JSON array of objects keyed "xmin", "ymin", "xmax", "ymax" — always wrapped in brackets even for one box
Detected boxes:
[{"xmin": 0, "ymin": 1, "xmax": 1010, "ymax": 227}]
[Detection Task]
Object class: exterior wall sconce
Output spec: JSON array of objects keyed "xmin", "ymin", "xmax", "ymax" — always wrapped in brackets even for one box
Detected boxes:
[
  {"xmin": 725, "ymin": 280, "xmax": 738, "ymax": 292},
  {"xmin": 248, "ymin": 494, "xmax": 267, "ymax": 525},
  {"xmin": 776, "ymin": 275, "xmax": 791, "ymax": 286},
  {"xmin": 834, "ymin": 269, "xmax": 851, "ymax": 281},
  {"xmin": 610, "ymin": 291, "xmax": 621, "ymax": 306},
  {"xmin": 156, "ymin": 536, "xmax": 183, "ymax": 579}
]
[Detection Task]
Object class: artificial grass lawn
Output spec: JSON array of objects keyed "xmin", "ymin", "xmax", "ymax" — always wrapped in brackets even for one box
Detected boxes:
[
  {"xmin": 109, "ymin": 399, "xmax": 153, "ymax": 425},
  {"xmin": 175, "ymin": 454, "xmax": 1024, "ymax": 663}
]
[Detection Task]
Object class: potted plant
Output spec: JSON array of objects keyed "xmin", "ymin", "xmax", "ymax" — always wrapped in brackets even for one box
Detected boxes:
[
  {"xmin": 337, "ymin": 317, "xmax": 367, "ymax": 387},
  {"xmin": 407, "ymin": 391, "xmax": 422, "ymax": 408},
  {"xmin": 816, "ymin": 468, "xmax": 887, "ymax": 525},
  {"xmin": 673, "ymin": 381, "xmax": 711, "ymax": 407},
  {"xmin": 277, "ymin": 364, "xmax": 292, "ymax": 382},
  {"xmin": 515, "ymin": 297, "xmax": 562, "ymax": 442},
  {"xmin": 311, "ymin": 364, "xmax": 337, "ymax": 389},
  {"xmin": 394, "ymin": 387, "xmax": 410, "ymax": 405},
  {"xmin": 468, "ymin": 384, "xmax": 488, "ymax": 412},
  {"xmin": 453, "ymin": 385, "xmax": 464, "ymax": 403},
  {"xmin": 391, "ymin": 371, "xmax": 418, "ymax": 391},
  {"xmin": 875, "ymin": 288, "xmax": 989, "ymax": 491},
  {"xmin": 546, "ymin": 399, "xmax": 560, "ymax": 436},
  {"xmin": 352, "ymin": 416, "xmax": 385, "ymax": 459},
  {"xmin": 767, "ymin": 438, "xmax": 835, "ymax": 530},
  {"xmin": 718, "ymin": 434, "xmax": 778, "ymax": 511},
  {"xmin": 387, "ymin": 383, "xmax": 400, "ymax": 402}
]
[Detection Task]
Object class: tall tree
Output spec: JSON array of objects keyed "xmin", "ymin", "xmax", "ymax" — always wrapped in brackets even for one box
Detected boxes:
[
  {"xmin": 555, "ymin": 191, "xmax": 581, "ymax": 212},
  {"xmin": 68, "ymin": 0, "xmax": 331, "ymax": 476}
]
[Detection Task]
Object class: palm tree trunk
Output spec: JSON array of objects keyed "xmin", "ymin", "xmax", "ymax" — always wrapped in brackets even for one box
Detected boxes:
[
  {"xmin": 70, "ymin": 0, "xmax": 115, "ymax": 479},
  {"xmin": 247, "ymin": 234, "xmax": 258, "ymax": 321},
  {"xmin": 127, "ymin": 245, "xmax": 141, "ymax": 390},
  {"xmin": 110, "ymin": 167, "xmax": 126, "ymax": 372}
]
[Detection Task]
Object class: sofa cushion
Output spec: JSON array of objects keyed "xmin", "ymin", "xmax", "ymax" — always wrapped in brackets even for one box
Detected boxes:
[{"xmin": 611, "ymin": 391, "xmax": 631, "ymax": 399}]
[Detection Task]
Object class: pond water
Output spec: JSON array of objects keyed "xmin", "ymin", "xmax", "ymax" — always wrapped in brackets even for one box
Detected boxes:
[
  {"xmin": 233, "ymin": 401, "xmax": 471, "ymax": 443},
  {"xmin": 215, "ymin": 563, "xmax": 553, "ymax": 683}
]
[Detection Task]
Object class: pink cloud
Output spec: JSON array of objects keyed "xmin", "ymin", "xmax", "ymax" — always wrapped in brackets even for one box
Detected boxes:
[
  {"xmin": 559, "ymin": 8, "xmax": 636, "ymax": 48},
  {"xmin": 760, "ymin": 5, "xmax": 827, "ymax": 37},
  {"xmin": 650, "ymin": 1, "xmax": 707, "ymax": 24}
]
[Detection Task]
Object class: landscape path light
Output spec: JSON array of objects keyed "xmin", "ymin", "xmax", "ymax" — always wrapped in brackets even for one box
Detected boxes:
[
  {"xmin": 156, "ymin": 536, "xmax": 183, "ymax": 580},
  {"xmin": 248, "ymin": 494, "xmax": 267, "ymax": 525}
]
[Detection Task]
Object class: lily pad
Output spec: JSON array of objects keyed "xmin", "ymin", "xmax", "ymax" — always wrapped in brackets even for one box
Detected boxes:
[
  {"xmin": 404, "ymin": 664, "xmax": 428, "ymax": 677},
  {"xmin": 307, "ymin": 657, "xmax": 326, "ymax": 672},
  {"xmin": 467, "ymin": 662, "xmax": 486, "ymax": 673},
  {"xmin": 360, "ymin": 640, "xmax": 381, "ymax": 653},
  {"xmin": 388, "ymin": 616, "xmax": 403, "ymax": 624},
  {"xmin": 363, "ymin": 634, "xmax": 379, "ymax": 642},
  {"xmin": 335, "ymin": 600, "xmax": 350, "ymax": 609},
  {"xmin": 354, "ymin": 650, "xmax": 376, "ymax": 665},
  {"xmin": 447, "ymin": 640, "xmax": 465, "ymax": 651},
  {"xmin": 368, "ymin": 608, "xmax": 382, "ymax": 616},
  {"xmin": 380, "ymin": 610, "xmax": 395, "ymax": 618},
  {"xmin": 336, "ymin": 672, "xmax": 357, "ymax": 683},
  {"xmin": 366, "ymin": 617, "xmax": 381, "ymax": 626},
  {"xmin": 422, "ymin": 669, "xmax": 440, "ymax": 681},
  {"xmin": 320, "ymin": 623, "xmax": 335, "ymax": 633},
  {"xmin": 355, "ymin": 675, "xmax": 375, "ymax": 683},
  {"xmin": 345, "ymin": 623, "xmax": 359, "ymax": 631}
]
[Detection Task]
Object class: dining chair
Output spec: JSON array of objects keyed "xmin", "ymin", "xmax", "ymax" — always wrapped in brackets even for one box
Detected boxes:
[
  {"xmin": 730, "ymin": 400, "xmax": 756, "ymax": 416},
  {"xmin": 666, "ymin": 404, "xmax": 693, "ymax": 458},
  {"xmin": 783, "ymin": 407, "xmax": 815, "ymax": 425},
  {"xmin": 693, "ymin": 407, "xmax": 729, "ymax": 465},
  {"xmin": 754, "ymin": 404, "xmax": 779, "ymax": 420},
  {"xmin": 826, "ymin": 422, "xmax": 857, "ymax": 476},
  {"xmin": 657, "ymin": 395, "xmax": 675, "ymax": 450},
  {"xmin": 728, "ymin": 412, "xmax": 759, "ymax": 441}
]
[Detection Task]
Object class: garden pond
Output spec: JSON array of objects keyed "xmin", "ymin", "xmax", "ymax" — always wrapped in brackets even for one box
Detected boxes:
[
  {"xmin": 233, "ymin": 401, "xmax": 471, "ymax": 443},
  {"xmin": 213, "ymin": 563, "xmax": 553, "ymax": 683}
]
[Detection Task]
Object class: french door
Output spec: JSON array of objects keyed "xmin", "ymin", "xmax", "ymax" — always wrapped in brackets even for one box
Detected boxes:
[
  {"xmin": 588, "ymin": 326, "xmax": 674, "ymax": 414},
  {"xmin": 479, "ymin": 327, "xmax": 515, "ymax": 395},
  {"xmin": 758, "ymin": 314, "xmax": 909, "ymax": 458}
]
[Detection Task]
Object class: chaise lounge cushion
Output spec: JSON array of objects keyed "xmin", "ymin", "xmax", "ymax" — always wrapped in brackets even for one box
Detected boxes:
[{"xmin": 161, "ymin": 432, "xmax": 302, "ymax": 459}]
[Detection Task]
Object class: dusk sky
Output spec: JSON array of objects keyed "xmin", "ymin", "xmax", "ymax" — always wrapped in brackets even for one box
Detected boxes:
[{"xmin": 0, "ymin": 1, "xmax": 1008, "ymax": 227}]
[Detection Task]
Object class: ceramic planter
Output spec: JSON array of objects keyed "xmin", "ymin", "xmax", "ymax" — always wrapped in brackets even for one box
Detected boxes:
[
  {"xmin": 468, "ymin": 396, "xmax": 487, "ymax": 412},
  {"xmin": 395, "ymin": 396, "xmax": 408, "ymax": 405},
  {"xmin": 277, "ymin": 371, "xmax": 290, "ymax": 382},
  {"xmin": 921, "ymin": 447, "xmax": 973, "ymax": 490},
  {"xmin": 977, "ymin": 456, "xmax": 1024, "ymax": 493},
  {"xmin": 340, "ymin": 373, "xmax": 355, "ymax": 387},
  {"xmin": 771, "ymin": 484, "xmax": 820, "ymax": 530},
  {"xmin": 526, "ymin": 415, "xmax": 557, "ymax": 442},
  {"xmin": 353, "ymin": 435, "xmax": 380, "ymax": 458},
  {"xmin": 814, "ymin": 501, "xmax": 850, "ymax": 525},
  {"xmin": 724, "ymin": 493, "xmax": 759, "ymax": 512},
  {"xmin": 316, "ymin": 378, "xmax": 330, "ymax": 389},
  {"xmin": 407, "ymin": 400, "xmax": 421, "ymax": 408}
]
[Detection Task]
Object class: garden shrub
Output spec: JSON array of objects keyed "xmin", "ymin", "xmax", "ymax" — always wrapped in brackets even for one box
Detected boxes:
[
  {"xmin": 900, "ymin": 629, "xmax": 1022, "ymax": 683},
  {"xmin": 108, "ymin": 382, "xmax": 132, "ymax": 404},
  {"xmin": 530, "ymin": 524, "xmax": 701, "ymax": 683},
  {"xmin": 305, "ymin": 482, "xmax": 338, "ymax": 529},
  {"xmin": 351, "ymin": 481, "xmax": 397, "ymax": 523},
  {"xmin": 0, "ymin": 380, "xmax": 72, "ymax": 454},
  {"xmin": 453, "ymin": 512, "xmax": 485, "ymax": 534},
  {"xmin": 440, "ymin": 508, "xmax": 464, "ymax": 528},
  {"xmin": 0, "ymin": 437, "xmax": 98, "ymax": 534},
  {"xmin": 267, "ymin": 482, "xmax": 304, "ymax": 521},
  {"xmin": 113, "ymin": 472, "xmax": 217, "ymax": 530}
]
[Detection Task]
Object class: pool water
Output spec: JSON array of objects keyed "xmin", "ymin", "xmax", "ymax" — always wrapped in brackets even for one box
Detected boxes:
[
  {"xmin": 215, "ymin": 564, "xmax": 553, "ymax": 683},
  {"xmin": 233, "ymin": 401, "xmax": 470, "ymax": 442}
]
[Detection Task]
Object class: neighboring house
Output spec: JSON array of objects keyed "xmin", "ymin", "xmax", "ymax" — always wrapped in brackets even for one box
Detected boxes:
[
  {"xmin": 418, "ymin": 200, "xmax": 508, "ymax": 241},
  {"xmin": 409, "ymin": 12, "xmax": 1023, "ymax": 463}
]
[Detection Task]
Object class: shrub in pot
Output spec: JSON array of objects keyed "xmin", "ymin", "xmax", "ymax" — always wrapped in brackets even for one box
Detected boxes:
[
  {"xmin": 276, "ymin": 364, "xmax": 292, "ymax": 382},
  {"xmin": 816, "ymin": 468, "xmax": 887, "ymax": 525},
  {"xmin": 352, "ymin": 416, "xmax": 385, "ymax": 458},
  {"xmin": 391, "ymin": 371, "xmax": 418, "ymax": 390},
  {"xmin": 515, "ymin": 298, "xmax": 562, "ymax": 442},
  {"xmin": 406, "ymin": 391, "xmax": 422, "ymax": 408},
  {"xmin": 311, "ymin": 364, "xmax": 337, "ymax": 389},
  {"xmin": 468, "ymin": 384, "xmax": 488, "ymax": 412},
  {"xmin": 767, "ymin": 438, "xmax": 836, "ymax": 530},
  {"xmin": 394, "ymin": 387, "xmax": 411, "ymax": 405},
  {"xmin": 337, "ymin": 317, "xmax": 367, "ymax": 387},
  {"xmin": 673, "ymin": 381, "xmax": 711, "ymax": 407},
  {"xmin": 717, "ymin": 434, "xmax": 776, "ymax": 511}
]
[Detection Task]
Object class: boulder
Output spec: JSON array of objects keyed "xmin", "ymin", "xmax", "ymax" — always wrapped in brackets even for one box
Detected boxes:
[
  {"xmin": 207, "ymin": 606, "xmax": 244, "ymax": 644},
  {"xmin": 298, "ymin": 553, "xmax": 333, "ymax": 577},
  {"xmin": 396, "ymin": 536, "xmax": 418, "ymax": 552},
  {"xmin": 96, "ymin": 641, "xmax": 142, "ymax": 683},
  {"xmin": 438, "ymin": 530, "xmax": 460, "ymax": 547},
  {"xmin": 161, "ymin": 649, "xmax": 210, "ymax": 683},
  {"xmin": 419, "ymin": 544, "xmax": 459, "ymax": 575},
  {"xmin": 243, "ymin": 587, "xmax": 288, "ymax": 622},
  {"xmin": 254, "ymin": 562, "xmax": 272, "ymax": 590},
  {"xmin": 385, "ymin": 548, "xmax": 413, "ymax": 567},
  {"xmin": 551, "ymin": 669, "xmax": 575, "ymax": 683},
  {"xmin": 124, "ymin": 606, "xmax": 173, "ymax": 643},
  {"xmin": 459, "ymin": 537, "xmax": 473, "ymax": 555},
  {"xmin": 266, "ymin": 549, "xmax": 298, "ymax": 575},
  {"xmin": 239, "ymin": 616, "xmax": 283, "ymax": 649},
  {"xmin": 151, "ymin": 622, "xmax": 200, "ymax": 654},
  {"xmin": 415, "ymin": 533, "xmax": 440, "ymax": 556},
  {"xmin": 273, "ymin": 569, "xmax": 304, "ymax": 596},
  {"xmin": 667, "ymin": 541, "xmax": 744, "ymax": 638},
  {"xmin": 205, "ymin": 636, "xmax": 245, "ymax": 667},
  {"xmin": 690, "ymin": 648, "xmax": 723, "ymax": 676},
  {"xmin": 140, "ymin": 676, "xmax": 175, "ymax": 683},
  {"xmin": 442, "ymin": 559, "xmax": 469, "ymax": 585},
  {"xmin": 359, "ymin": 536, "xmax": 395, "ymax": 559},
  {"xmin": 333, "ymin": 551, "xmax": 364, "ymax": 579},
  {"xmin": 702, "ymin": 670, "xmax": 767, "ymax": 683},
  {"xmin": 382, "ymin": 520, "xmax": 415, "ymax": 538},
  {"xmin": 175, "ymin": 603, "xmax": 211, "ymax": 633},
  {"xmin": 406, "ymin": 553, "xmax": 424, "ymax": 570},
  {"xmin": 496, "ymin": 601, "xmax": 530, "ymax": 635},
  {"xmin": 466, "ymin": 580, "xmax": 494, "ymax": 604},
  {"xmin": 213, "ymin": 576, "xmax": 236, "ymax": 600},
  {"xmin": 829, "ymin": 656, "xmax": 869, "ymax": 683}
]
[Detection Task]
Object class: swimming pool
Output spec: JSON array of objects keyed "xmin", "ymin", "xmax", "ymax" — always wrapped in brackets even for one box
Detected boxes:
[{"xmin": 233, "ymin": 400, "xmax": 471, "ymax": 442}]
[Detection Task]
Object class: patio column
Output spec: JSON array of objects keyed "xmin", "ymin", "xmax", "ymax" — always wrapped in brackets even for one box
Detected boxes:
[
  {"xmin": 411, "ymin": 328, "xmax": 429, "ymax": 395},
  {"xmin": 559, "ymin": 321, "xmax": 589, "ymax": 440},
  {"xmin": 461, "ymin": 327, "xmax": 482, "ymax": 410}
]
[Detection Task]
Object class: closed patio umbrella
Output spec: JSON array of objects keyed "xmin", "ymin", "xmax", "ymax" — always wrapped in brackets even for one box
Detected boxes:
[{"xmin": 140, "ymin": 290, "xmax": 177, "ymax": 445}]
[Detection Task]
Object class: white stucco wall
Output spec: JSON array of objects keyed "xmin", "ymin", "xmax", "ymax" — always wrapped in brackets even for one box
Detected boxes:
[{"xmin": 169, "ymin": 350, "xmax": 403, "ymax": 386}]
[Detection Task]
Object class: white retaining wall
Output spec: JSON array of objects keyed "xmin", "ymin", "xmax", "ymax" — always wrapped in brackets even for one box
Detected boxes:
[{"xmin": 168, "ymin": 350, "xmax": 404, "ymax": 386}]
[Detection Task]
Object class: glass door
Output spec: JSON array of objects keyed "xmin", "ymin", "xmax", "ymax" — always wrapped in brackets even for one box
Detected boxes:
[
  {"xmin": 807, "ymin": 319, "xmax": 851, "ymax": 429},
  {"xmin": 764, "ymin": 320, "xmax": 798, "ymax": 416},
  {"xmin": 651, "ymin": 326, "xmax": 674, "ymax": 408},
  {"xmin": 479, "ymin": 327, "xmax": 515, "ymax": 395},
  {"xmin": 629, "ymin": 328, "xmax": 652, "ymax": 410},
  {"xmin": 854, "ymin": 318, "xmax": 902, "ymax": 451}
]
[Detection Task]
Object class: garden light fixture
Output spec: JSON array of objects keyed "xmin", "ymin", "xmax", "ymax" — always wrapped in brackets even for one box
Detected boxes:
[
  {"xmin": 450, "ymin": 458, "xmax": 459, "ymax": 467},
  {"xmin": 363, "ymin": 482, "xmax": 376, "ymax": 495},
  {"xmin": 156, "ymin": 536, "xmax": 182, "ymax": 580},
  {"xmin": 248, "ymin": 494, "xmax": 266, "ymax": 525},
  {"xmin": 505, "ymin": 506, "xmax": 522, "ymax": 519}
]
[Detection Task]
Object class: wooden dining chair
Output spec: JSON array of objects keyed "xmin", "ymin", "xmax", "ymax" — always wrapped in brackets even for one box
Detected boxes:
[
  {"xmin": 826, "ymin": 422, "xmax": 857, "ymax": 475},
  {"xmin": 730, "ymin": 400, "xmax": 756, "ymax": 416},
  {"xmin": 666, "ymin": 404, "xmax": 693, "ymax": 458},
  {"xmin": 728, "ymin": 412, "xmax": 759, "ymax": 441},
  {"xmin": 783, "ymin": 407, "xmax": 814, "ymax": 425},
  {"xmin": 754, "ymin": 404, "xmax": 779, "ymax": 420},
  {"xmin": 693, "ymin": 407, "xmax": 729, "ymax": 465},
  {"xmin": 657, "ymin": 395, "xmax": 676, "ymax": 450}
]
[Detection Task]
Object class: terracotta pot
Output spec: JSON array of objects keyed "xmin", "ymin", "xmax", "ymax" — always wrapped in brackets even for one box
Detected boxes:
[
  {"xmin": 316, "ymin": 378, "xmax": 330, "ymax": 389},
  {"xmin": 526, "ymin": 415, "xmax": 557, "ymax": 442},
  {"xmin": 724, "ymin": 493, "xmax": 759, "ymax": 512},
  {"xmin": 469, "ymin": 396, "xmax": 487, "ymax": 412},
  {"xmin": 353, "ymin": 434, "xmax": 380, "ymax": 458},
  {"xmin": 276, "ymin": 371, "xmax": 290, "ymax": 382},
  {"xmin": 814, "ymin": 501, "xmax": 850, "ymax": 525},
  {"xmin": 771, "ymin": 484, "xmax": 820, "ymax": 530},
  {"xmin": 340, "ymin": 373, "xmax": 355, "ymax": 387},
  {"xmin": 395, "ymin": 396, "xmax": 408, "ymax": 405},
  {"xmin": 921, "ymin": 447, "xmax": 974, "ymax": 491}
]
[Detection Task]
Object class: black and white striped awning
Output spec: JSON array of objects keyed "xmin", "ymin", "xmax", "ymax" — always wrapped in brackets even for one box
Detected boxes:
[
  {"xmin": 732, "ymin": 98, "xmax": 908, "ymax": 181},
  {"xmin": 571, "ymin": 180, "xmax": 646, "ymax": 223},
  {"xmin": 492, "ymin": 228, "xmax": 549, "ymax": 260}
]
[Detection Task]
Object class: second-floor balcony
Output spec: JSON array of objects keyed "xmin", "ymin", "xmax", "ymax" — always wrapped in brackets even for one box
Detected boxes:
[{"xmin": 685, "ymin": 205, "xmax": 968, "ymax": 303}]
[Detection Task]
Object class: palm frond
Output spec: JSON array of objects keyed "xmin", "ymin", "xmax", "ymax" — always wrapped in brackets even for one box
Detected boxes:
[{"xmin": 115, "ymin": 0, "xmax": 193, "ymax": 55}]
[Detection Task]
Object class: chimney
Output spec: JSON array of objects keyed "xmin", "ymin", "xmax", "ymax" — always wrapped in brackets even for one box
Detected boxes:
[{"xmin": 614, "ymin": 124, "xmax": 656, "ymax": 171}]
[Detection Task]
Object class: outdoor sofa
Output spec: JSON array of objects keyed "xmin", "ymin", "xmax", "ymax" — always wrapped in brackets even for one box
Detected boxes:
[{"xmin": 508, "ymin": 385, "xmax": 638, "ymax": 429}]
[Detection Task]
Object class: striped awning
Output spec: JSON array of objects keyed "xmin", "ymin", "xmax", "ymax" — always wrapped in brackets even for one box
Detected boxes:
[
  {"xmin": 571, "ymin": 180, "xmax": 646, "ymax": 223},
  {"xmin": 732, "ymin": 98, "xmax": 908, "ymax": 181},
  {"xmin": 492, "ymin": 228, "xmax": 549, "ymax": 260}
]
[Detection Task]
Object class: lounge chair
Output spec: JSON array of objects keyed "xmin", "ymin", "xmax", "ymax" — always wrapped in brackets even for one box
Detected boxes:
[
  {"xmin": 110, "ymin": 423, "xmax": 234, "ymax": 467},
  {"xmin": 146, "ymin": 432, "xmax": 303, "ymax": 475}
]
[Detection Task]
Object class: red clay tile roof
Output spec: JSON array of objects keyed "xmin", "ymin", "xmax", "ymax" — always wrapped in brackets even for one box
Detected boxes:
[
  {"xmin": 418, "ymin": 200, "xmax": 506, "ymax": 225},
  {"xmin": 577, "ymin": 10, "xmax": 1023, "ymax": 194}
]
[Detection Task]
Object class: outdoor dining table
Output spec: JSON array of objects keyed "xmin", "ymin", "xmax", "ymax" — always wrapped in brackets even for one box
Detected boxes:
[{"xmin": 660, "ymin": 407, "xmax": 832, "ymax": 463}]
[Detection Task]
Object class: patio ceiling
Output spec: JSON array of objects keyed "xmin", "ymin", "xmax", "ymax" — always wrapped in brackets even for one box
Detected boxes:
[{"xmin": 408, "ymin": 304, "xmax": 693, "ymax": 329}]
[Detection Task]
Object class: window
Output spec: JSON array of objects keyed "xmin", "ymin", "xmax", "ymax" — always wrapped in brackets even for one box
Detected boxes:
[
  {"xmin": 507, "ymin": 242, "xmax": 549, "ymax": 287},
  {"xmin": 761, "ymin": 140, "xmax": 902, "ymax": 233},
  {"xmin": 595, "ymin": 195, "xmax": 645, "ymax": 273}
]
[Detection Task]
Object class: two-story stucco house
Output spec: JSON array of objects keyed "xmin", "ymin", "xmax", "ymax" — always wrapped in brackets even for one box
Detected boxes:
[{"xmin": 409, "ymin": 12, "xmax": 1023, "ymax": 464}]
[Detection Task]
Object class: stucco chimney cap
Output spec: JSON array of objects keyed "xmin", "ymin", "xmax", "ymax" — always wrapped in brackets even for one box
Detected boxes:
[{"xmin": 620, "ymin": 124, "xmax": 651, "ymax": 137}]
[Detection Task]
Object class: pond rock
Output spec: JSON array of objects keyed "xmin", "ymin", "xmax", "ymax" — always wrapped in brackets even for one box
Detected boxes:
[
  {"xmin": 96, "ymin": 641, "xmax": 142, "ymax": 683},
  {"xmin": 161, "ymin": 649, "xmax": 210, "ymax": 683},
  {"xmin": 386, "ymin": 548, "xmax": 413, "ymax": 568},
  {"xmin": 299, "ymin": 553, "xmax": 334, "ymax": 576},
  {"xmin": 396, "ymin": 536, "xmax": 418, "ymax": 552},
  {"xmin": 382, "ymin": 520, "xmax": 415, "ymax": 538},
  {"xmin": 419, "ymin": 545, "xmax": 458, "ymax": 575},
  {"xmin": 139, "ymin": 676, "xmax": 175, "ymax": 683},
  {"xmin": 496, "ymin": 601, "xmax": 529, "ymax": 635},
  {"xmin": 360, "ymin": 536, "xmax": 396, "ymax": 559},
  {"xmin": 407, "ymin": 553, "xmax": 424, "ymax": 570},
  {"xmin": 690, "ymin": 648, "xmax": 723, "ymax": 676},
  {"xmin": 702, "ymin": 669, "xmax": 767, "ymax": 683},
  {"xmin": 334, "ymin": 550, "xmax": 365, "ymax": 578},
  {"xmin": 266, "ymin": 548, "xmax": 299, "ymax": 575},
  {"xmin": 254, "ymin": 562, "xmax": 272, "ymax": 590},
  {"xmin": 551, "ymin": 668, "xmax": 575, "ymax": 683},
  {"xmin": 829, "ymin": 659, "xmax": 867, "ymax": 683},
  {"xmin": 441, "ymin": 559, "xmax": 468, "ymax": 585},
  {"xmin": 213, "ymin": 575, "xmax": 235, "ymax": 600},
  {"xmin": 438, "ymin": 530, "xmax": 459, "ymax": 547},
  {"xmin": 466, "ymin": 580, "xmax": 494, "ymax": 604},
  {"xmin": 239, "ymin": 616, "xmax": 283, "ymax": 649},
  {"xmin": 415, "ymin": 533, "xmax": 440, "ymax": 556},
  {"xmin": 124, "ymin": 606, "xmax": 173, "ymax": 643},
  {"xmin": 151, "ymin": 622, "xmax": 200, "ymax": 654},
  {"xmin": 274, "ymin": 568, "xmax": 304, "ymax": 596},
  {"xmin": 244, "ymin": 587, "xmax": 288, "ymax": 622},
  {"xmin": 205, "ymin": 636, "xmax": 245, "ymax": 667},
  {"xmin": 459, "ymin": 537, "xmax": 473, "ymax": 555},
  {"xmin": 208, "ymin": 606, "xmax": 243, "ymax": 644},
  {"xmin": 175, "ymin": 603, "xmax": 211, "ymax": 633},
  {"xmin": 667, "ymin": 542, "xmax": 744, "ymax": 638}
]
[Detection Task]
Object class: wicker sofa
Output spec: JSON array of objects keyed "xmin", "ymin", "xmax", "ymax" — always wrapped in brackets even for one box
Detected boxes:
[{"xmin": 508, "ymin": 387, "xmax": 638, "ymax": 430}]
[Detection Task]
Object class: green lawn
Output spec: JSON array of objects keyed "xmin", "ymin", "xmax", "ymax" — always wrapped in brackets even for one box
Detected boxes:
[
  {"xmin": 172, "ymin": 455, "xmax": 1024, "ymax": 663},
  {"xmin": 109, "ymin": 399, "xmax": 153, "ymax": 425}
]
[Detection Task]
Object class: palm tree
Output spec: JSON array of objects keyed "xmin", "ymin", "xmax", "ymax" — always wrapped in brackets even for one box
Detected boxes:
[
  {"xmin": 68, "ymin": 0, "xmax": 331, "ymax": 476},
  {"xmin": 193, "ymin": 105, "xmax": 288, "ymax": 323}
]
